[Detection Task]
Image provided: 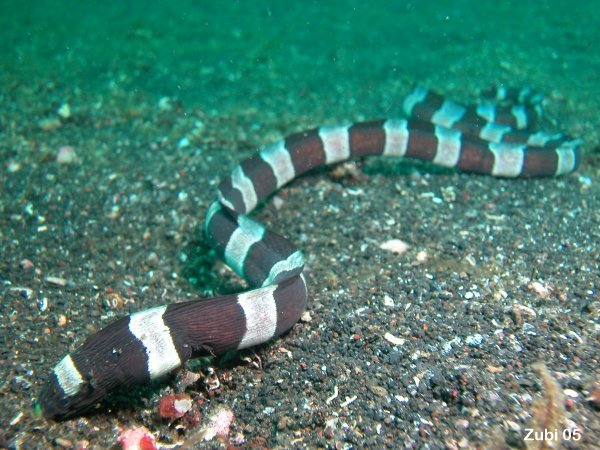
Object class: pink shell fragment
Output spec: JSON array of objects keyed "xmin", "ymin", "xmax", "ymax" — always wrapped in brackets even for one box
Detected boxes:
[{"xmin": 118, "ymin": 426, "xmax": 157, "ymax": 450}]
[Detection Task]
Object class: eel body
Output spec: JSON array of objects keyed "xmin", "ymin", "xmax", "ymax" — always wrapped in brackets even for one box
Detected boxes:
[{"xmin": 39, "ymin": 86, "xmax": 581, "ymax": 419}]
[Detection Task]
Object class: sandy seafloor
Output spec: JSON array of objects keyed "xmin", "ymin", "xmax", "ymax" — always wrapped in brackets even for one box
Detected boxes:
[{"xmin": 1, "ymin": 0, "xmax": 598, "ymax": 448}]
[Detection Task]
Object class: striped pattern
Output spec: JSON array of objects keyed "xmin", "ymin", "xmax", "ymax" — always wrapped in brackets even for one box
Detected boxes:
[
  {"xmin": 38, "ymin": 86, "xmax": 582, "ymax": 420},
  {"xmin": 237, "ymin": 286, "xmax": 278, "ymax": 349},
  {"xmin": 53, "ymin": 356, "xmax": 84, "ymax": 397},
  {"xmin": 128, "ymin": 306, "xmax": 181, "ymax": 379}
]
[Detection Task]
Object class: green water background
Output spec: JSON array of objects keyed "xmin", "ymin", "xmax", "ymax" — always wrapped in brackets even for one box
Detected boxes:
[{"xmin": 2, "ymin": 0, "xmax": 597, "ymax": 128}]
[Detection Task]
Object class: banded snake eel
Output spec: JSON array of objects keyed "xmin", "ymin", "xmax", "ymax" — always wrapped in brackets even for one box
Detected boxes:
[{"xmin": 39, "ymin": 85, "xmax": 581, "ymax": 419}]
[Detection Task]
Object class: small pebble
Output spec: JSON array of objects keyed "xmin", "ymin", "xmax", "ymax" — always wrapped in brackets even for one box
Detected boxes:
[
  {"xmin": 416, "ymin": 250, "xmax": 428, "ymax": 262},
  {"xmin": 118, "ymin": 426, "xmax": 157, "ymax": 450},
  {"xmin": 38, "ymin": 117, "xmax": 61, "ymax": 131},
  {"xmin": 174, "ymin": 398, "xmax": 192, "ymax": 414},
  {"xmin": 340, "ymin": 395, "xmax": 357, "ymax": 407},
  {"xmin": 7, "ymin": 160, "xmax": 21, "ymax": 173},
  {"xmin": 157, "ymin": 393, "xmax": 193, "ymax": 421},
  {"xmin": 272, "ymin": 195, "xmax": 284, "ymax": 210},
  {"xmin": 176, "ymin": 370, "xmax": 201, "ymax": 391},
  {"xmin": 465, "ymin": 334, "xmax": 484, "ymax": 347},
  {"xmin": 38, "ymin": 297, "xmax": 48, "ymax": 312},
  {"xmin": 505, "ymin": 420, "xmax": 521, "ymax": 432},
  {"xmin": 9, "ymin": 411, "xmax": 23, "ymax": 426},
  {"xmin": 277, "ymin": 417, "xmax": 287, "ymax": 430},
  {"xmin": 19, "ymin": 259, "xmax": 34, "ymax": 270},
  {"xmin": 300, "ymin": 311, "xmax": 312, "ymax": 322},
  {"xmin": 177, "ymin": 136, "xmax": 190, "ymax": 148},
  {"xmin": 384, "ymin": 332, "xmax": 405, "ymax": 346},
  {"xmin": 455, "ymin": 419, "xmax": 469, "ymax": 429},
  {"xmin": 529, "ymin": 281, "xmax": 551, "ymax": 298},
  {"xmin": 56, "ymin": 146, "xmax": 78, "ymax": 165},
  {"xmin": 379, "ymin": 239, "xmax": 410, "ymax": 255},
  {"xmin": 486, "ymin": 365, "xmax": 503, "ymax": 374},
  {"xmin": 441, "ymin": 186, "xmax": 456, "ymax": 202},
  {"xmin": 45, "ymin": 276, "xmax": 68, "ymax": 286},
  {"xmin": 563, "ymin": 388, "xmax": 579, "ymax": 398},
  {"xmin": 383, "ymin": 295, "xmax": 394, "ymax": 306},
  {"xmin": 54, "ymin": 438, "xmax": 73, "ymax": 448},
  {"xmin": 578, "ymin": 175, "xmax": 592, "ymax": 188},
  {"xmin": 203, "ymin": 406, "xmax": 234, "ymax": 441},
  {"xmin": 157, "ymin": 97, "xmax": 173, "ymax": 111},
  {"xmin": 510, "ymin": 304, "xmax": 537, "ymax": 318},
  {"xmin": 368, "ymin": 384, "xmax": 388, "ymax": 397},
  {"xmin": 57, "ymin": 103, "xmax": 71, "ymax": 119}
]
